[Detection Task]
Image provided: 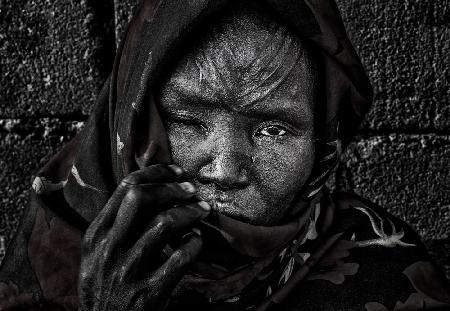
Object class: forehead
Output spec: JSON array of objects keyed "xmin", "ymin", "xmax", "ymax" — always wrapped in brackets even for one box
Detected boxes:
[
  {"xmin": 160, "ymin": 46, "xmax": 317, "ymax": 121},
  {"xmin": 158, "ymin": 6, "xmax": 318, "ymax": 120}
]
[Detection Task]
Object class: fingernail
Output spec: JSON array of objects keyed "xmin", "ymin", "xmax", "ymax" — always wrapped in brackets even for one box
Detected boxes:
[
  {"xmin": 179, "ymin": 182, "xmax": 196, "ymax": 194},
  {"xmin": 197, "ymin": 201, "xmax": 211, "ymax": 211},
  {"xmin": 168, "ymin": 164, "xmax": 183, "ymax": 176},
  {"xmin": 192, "ymin": 228, "xmax": 202, "ymax": 236}
]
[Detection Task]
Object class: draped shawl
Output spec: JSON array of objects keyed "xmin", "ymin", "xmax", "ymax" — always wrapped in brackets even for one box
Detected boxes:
[{"xmin": 1, "ymin": 0, "xmax": 449, "ymax": 310}]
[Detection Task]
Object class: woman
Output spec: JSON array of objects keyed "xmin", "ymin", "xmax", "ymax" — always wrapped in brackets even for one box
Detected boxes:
[{"xmin": 0, "ymin": 0, "xmax": 449, "ymax": 310}]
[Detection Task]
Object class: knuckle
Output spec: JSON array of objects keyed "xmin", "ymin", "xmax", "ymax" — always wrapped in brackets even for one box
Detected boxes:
[
  {"xmin": 163, "ymin": 210, "xmax": 177, "ymax": 225},
  {"xmin": 83, "ymin": 225, "xmax": 101, "ymax": 247},
  {"xmin": 149, "ymin": 163, "xmax": 166, "ymax": 171},
  {"xmin": 143, "ymin": 164, "xmax": 168, "ymax": 177},
  {"xmin": 83, "ymin": 232, "xmax": 93, "ymax": 246},
  {"xmin": 174, "ymin": 237, "xmax": 202, "ymax": 266},
  {"xmin": 171, "ymin": 249, "xmax": 189, "ymax": 267},
  {"xmin": 124, "ymin": 187, "xmax": 141, "ymax": 203},
  {"xmin": 82, "ymin": 234, "xmax": 94, "ymax": 252},
  {"xmin": 121, "ymin": 173, "xmax": 140, "ymax": 186},
  {"xmin": 83, "ymin": 227, "xmax": 95, "ymax": 244},
  {"xmin": 153, "ymin": 214, "xmax": 170, "ymax": 233}
]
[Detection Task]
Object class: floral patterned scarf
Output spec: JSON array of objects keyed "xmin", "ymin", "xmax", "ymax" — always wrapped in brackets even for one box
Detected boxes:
[{"xmin": 1, "ymin": 0, "xmax": 449, "ymax": 310}]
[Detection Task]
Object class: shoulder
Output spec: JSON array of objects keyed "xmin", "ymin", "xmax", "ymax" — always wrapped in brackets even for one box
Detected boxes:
[
  {"xmin": 329, "ymin": 191, "xmax": 440, "ymax": 282},
  {"xmin": 281, "ymin": 191, "xmax": 450, "ymax": 311},
  {"xmin": 330, "ymin": 191, "xmax": 427, "ymax": 250}
]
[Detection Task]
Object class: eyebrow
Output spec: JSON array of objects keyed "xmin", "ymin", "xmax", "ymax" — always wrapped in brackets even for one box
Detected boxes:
[
  {"xmin": 241, "ymin": 102, "xmax": 313, "ymax": 128},
  {"xmin": 161, "ymin": 81, "xmax": 233, "ymax": 113},
  {"xmin": 161, "ymin": 80, "xmax": 216, "ymax": 103},
  {"xmin": 161, "ymin": 80, "xmax": 314, "ymax": 127}
]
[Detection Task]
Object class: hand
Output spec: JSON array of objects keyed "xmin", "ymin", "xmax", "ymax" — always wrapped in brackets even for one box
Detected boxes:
[{"xmin": 78, "ymin": 164, "xmax": 210, "ymax": 311}]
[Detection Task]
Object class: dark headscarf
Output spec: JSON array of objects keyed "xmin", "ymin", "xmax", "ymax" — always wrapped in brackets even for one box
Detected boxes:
[
  {"xmin": 34, "ymin": 1, "xmax": 371, "ymax": 306},
  {"xmin": 9, "ymin": 1, "xmax": 449, "ymax": 310},
  {"xmin": 2, "ymin": 1, "xmax": 450, "ymax": 310},
  {"xmin": 33, "ymin": 0, "xmax": 373, "ymax": 214}
]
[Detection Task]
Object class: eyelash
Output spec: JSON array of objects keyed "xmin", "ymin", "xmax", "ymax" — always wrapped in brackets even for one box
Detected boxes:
[
  {"xmin": 254, "ymin": 121, "xmax": 296, "ymax": 138},
  {"xmin": 169, "ymin": 114, "xmax": 207, "ymax": 131},
  {"xmin": 168, "ymin": 113, "xmax": 297, "ymax": 139}
]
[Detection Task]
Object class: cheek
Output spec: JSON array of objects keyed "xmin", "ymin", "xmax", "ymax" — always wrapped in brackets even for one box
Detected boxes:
[
  {"xmin": 167, "ymin": 126, "xmax": 203, "ymax": 174},
  {"xmin": 253, "ymin": 137, "xmax": 315, "ymax": 205},
  {"xmin": 169, "ymin": 128, "xmax": 316, "ymax": 194}
]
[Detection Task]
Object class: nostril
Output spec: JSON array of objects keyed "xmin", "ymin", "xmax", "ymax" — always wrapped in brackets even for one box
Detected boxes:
[
  {"xmin": 216, "ymin": 172, "xmax": 249, "ymax": 190},
  {"xmin": 198, "ymin": 154, "xmax": 250, "ymax": 189},
  {"xmin": 198, "ymin": 169, "xmax": 249, "ymax": 190}
]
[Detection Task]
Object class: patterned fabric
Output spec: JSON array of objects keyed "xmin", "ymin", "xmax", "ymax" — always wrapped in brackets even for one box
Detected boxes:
[
  {"xmin": 0, "ymin": 0, "xmax": 449, "ymax": 310},
  {"xmin": 167, "ymin": 193, "xmax": 450, "ymax": 311}
]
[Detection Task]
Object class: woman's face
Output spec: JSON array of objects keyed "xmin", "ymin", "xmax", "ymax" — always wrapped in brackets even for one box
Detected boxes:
[{"xmin": 159, "ymin": 24, "xmax": 317, "ymax": 225}]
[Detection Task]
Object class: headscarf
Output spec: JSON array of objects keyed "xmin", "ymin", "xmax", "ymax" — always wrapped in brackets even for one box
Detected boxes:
[
  {"xmin": 1, "ymin": 0, "xmax": 383, "ymax": 310},
  {"xmin": 32, "ymin": 0, "xmax": 372, "ymax": 225}
]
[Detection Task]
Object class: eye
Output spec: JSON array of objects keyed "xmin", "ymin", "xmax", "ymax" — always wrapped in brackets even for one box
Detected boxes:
[
  {"xmin": 174, "ymin": 117, "xmax": 198, "ymax": 126},
  {"xmin": 257, "ymin": 125, "xmax": 288, "ymax": 137},
  {"xmin": 168, "ymin": 113, "xmax": 207, "ymax": 132}
]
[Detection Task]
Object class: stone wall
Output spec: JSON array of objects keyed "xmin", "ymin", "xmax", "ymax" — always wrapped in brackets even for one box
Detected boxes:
[
  {"xmin": 336, "ymin": 0, "xmax": 450, "ymax": 278},
  {"xmin": 1, "ymin": 0, "xmax": 448, "ymax": 277}
]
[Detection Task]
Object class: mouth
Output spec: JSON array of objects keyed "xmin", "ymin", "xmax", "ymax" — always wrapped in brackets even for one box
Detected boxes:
[
  {"xmin": 212, "ymin": 200, "xmax": 234, "ymax": 210},
  {"xmin": 204, "ymin": 198, "xmax": 251, "ymax": 223},
  {"xmin": 197, "ymin": 189, "xmax": 263, "ymax": 224},
  {"xmin": 197, "ymin": 186, "xmax": 234, "ymax": 204},
  {"xmin": 205, "ymin": 197, "xmax": 234, "ymax": 209},
  {"xmin": 200, "ymin": 194, "xmax": 240, "ymax": 216},
  {"xmin": 196, "ymin": 186, "xmax": 249, "ymax": 220}
]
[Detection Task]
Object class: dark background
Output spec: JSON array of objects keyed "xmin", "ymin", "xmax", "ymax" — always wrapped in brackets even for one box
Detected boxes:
[{"xmin": 0, "ymin": 0, "xmax": 449, "ymax": 279}]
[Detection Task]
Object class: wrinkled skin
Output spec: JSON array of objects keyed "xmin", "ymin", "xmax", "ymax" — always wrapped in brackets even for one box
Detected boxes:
[
  {"xmin": 79, "ymin": 165, "xmax": 210, "ymax": 310},
  {"xmin": 159, "ymin": 9, "xmax": 317, "ymax": 225},
  {"xmin": 79, "ymin": 6, "xmax": 318, "ymax": 311}
]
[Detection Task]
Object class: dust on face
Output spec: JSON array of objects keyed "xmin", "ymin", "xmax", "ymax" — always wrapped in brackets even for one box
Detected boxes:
[{"xmin": 158, "ymin": 5, "xmax": 318, "ymax": 225}]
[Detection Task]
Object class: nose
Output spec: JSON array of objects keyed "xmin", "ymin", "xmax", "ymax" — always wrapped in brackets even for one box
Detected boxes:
[{"xmin": 198, "ymin": 131, "xmax": 251, "ymax": 189}]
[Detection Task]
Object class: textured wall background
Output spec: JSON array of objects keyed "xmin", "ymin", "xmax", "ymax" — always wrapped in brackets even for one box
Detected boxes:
[{"xmin": 1, "ymin": 0, "xmax": 449, "ymax": 278}]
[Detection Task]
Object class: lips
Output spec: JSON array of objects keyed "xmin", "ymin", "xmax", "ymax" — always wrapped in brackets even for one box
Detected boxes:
[
  {"xmin": 214, "ymin": 195, "xmax": 234, "ymax": 204},
  {"xmin": 213, "ymin": 200, "xmax": 234, "ymax": 210},
  {"xmin": 196, "ymin": 186, "xmax": 242, "ymax": 216},
  {"xmin": 206, "ymin": 197, "xmax": 236, "ymax": 212},
  {"xmin": 197, "ymin": 186, "xmax": 235, "ymax": 203}
]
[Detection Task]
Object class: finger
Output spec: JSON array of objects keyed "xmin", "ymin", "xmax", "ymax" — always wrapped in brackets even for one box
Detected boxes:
[
  {"xmin": 127, "ymin": 234, "xmax": 203, "ymax": 310},
  {"xmin": 83, "ymin": 165, "xmax": 187, "ymax": 253},
  {"xmin": 83, "ymin": 186, "xmax": 127, "ymax": 246},
  {"xmin": 90, "ymin": 164, "xmax": 185, "ymax": 231},
  {"xmin": 118, "ymin": 181, "xmax": 198, "ymax": 218},
  {"xmin": 91, "ymin": 179, "xmax": 197, "ymax": 246},
  {"xmin": 111, "ymin": 182, "xmax": 201, "ymax": 242},
  {"xmin": 150, "ymin": 234, "xmax": 203, "ymax": 291},
  {"xmin": 120, "ymin": 164, "xmax": 184, "ymax": 186},
  {"xmin": 125, "ymin": 202, "xmax": 210, "ymax": 267}
]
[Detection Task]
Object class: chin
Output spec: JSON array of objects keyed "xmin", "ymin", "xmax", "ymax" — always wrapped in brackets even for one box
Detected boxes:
[
  {"xmin": 210, "ymin": 200, "xmax": 279, "ymax": 226},
  {"xmin": 196, "ymin": 185, "xmax": 285, "ymax": 225}
]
